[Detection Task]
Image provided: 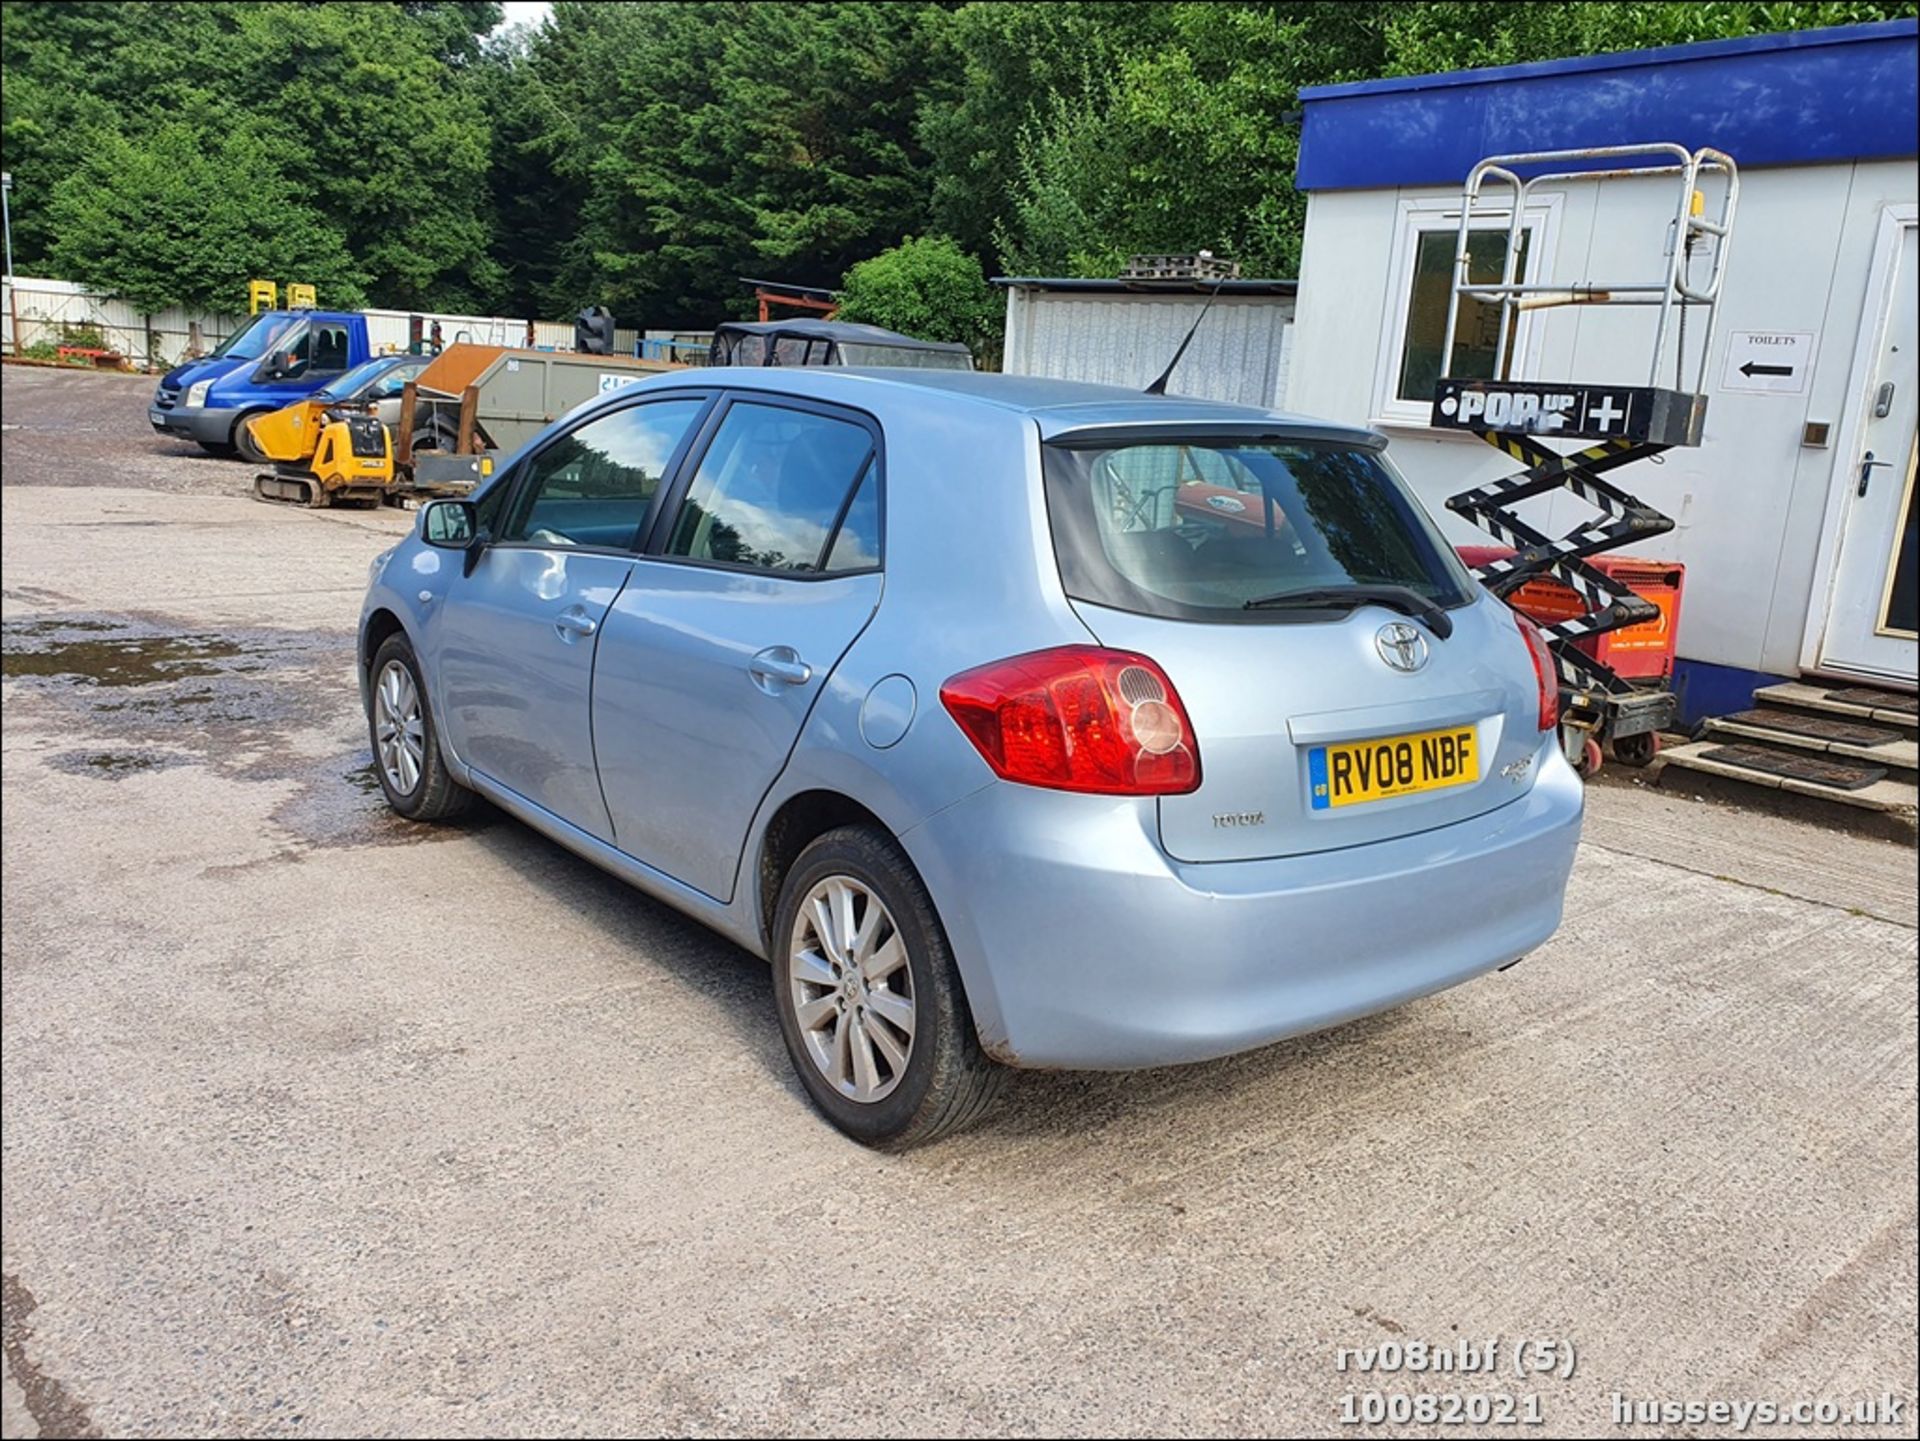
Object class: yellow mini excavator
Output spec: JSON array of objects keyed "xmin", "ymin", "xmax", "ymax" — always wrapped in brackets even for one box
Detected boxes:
[{"xmin": 249, "ymin": 353, "xmax": 432, "ymax": 508}]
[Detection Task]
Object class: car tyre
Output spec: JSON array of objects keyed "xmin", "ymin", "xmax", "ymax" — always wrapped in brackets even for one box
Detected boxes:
[
  {"xmin": 367, "ymin": 633, "xmax": 472, "ymax": 822},
  {"xmin": 771, "ymin": 826, "xmax": 1004, "ymax": 1149},
  {"xmin": 234, "ymin": 414, "xmax": 272, "ymax": 465}
]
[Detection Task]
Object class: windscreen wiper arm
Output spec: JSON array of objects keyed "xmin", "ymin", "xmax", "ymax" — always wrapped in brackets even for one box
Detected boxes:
[{"xmin": 1242, "ymin": 584, "xmax": 1454, "ymax": 639}]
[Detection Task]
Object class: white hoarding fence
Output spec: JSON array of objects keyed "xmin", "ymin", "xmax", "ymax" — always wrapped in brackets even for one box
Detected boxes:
[{"xmin": 1, "ymin": 276, "xmax": 643, "ymax": 370}]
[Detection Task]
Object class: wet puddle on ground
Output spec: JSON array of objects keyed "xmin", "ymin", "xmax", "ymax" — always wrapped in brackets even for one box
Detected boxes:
[
  {"xmin": 3, "ymin": 614, "xmax": 476, "ymax": 861},
  {"xmin": 45, "ymin": 750, "xmax": 185, "ymax": 781},
  {"xmin": 3, "ymin": 620, "xmax": 249, "ymax": 687}
]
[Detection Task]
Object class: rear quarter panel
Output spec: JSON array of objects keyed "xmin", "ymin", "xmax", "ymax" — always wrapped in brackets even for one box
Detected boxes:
[{"xmin": 744, "ymin": 388, "xmax": 1098, "ymax": 981}]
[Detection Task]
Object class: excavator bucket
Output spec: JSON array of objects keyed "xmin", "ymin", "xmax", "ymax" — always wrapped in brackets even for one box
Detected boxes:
[{"xmin": 246, "ymin": 400, "xmax": 329, "ymax": 465}]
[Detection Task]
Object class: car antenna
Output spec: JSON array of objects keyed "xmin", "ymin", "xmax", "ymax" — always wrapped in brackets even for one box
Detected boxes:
[{"xmin": 1145, "ymin": 252, "xmax": 1229, "ymax": 396}]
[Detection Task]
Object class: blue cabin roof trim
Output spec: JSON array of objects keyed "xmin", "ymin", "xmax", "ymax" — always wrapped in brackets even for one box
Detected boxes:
[{"xmin": 1296, "ymin": 19, "xmax": 1918, "ymax": 191}]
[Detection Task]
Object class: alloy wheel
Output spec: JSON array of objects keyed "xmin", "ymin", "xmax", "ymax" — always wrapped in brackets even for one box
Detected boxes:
[
  {"xmin": 374, "ymin": 659, "xmax": 426, "ymax": 797},
  {"xmin": 788, "ymin": 875, "xmax": 916, "ymax": 1103}
]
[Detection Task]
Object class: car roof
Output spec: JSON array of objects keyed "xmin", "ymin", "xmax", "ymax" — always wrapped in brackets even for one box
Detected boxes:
[{"xmin": 681, "ymin": 366, "xmax": 1384, "ymax": 445}]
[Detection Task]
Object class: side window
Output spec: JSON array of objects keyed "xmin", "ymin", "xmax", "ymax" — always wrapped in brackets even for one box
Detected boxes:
[
  {"xmin": 276, "ymin": 326, "xmax": 312, "ymax": 379},
  {"xmin": 373, "ymin": 364, "xmax": 422, "ymax": 400},
  {"xmin": 502, "ymin": 398, "xmax": 704, "ymax": 549},
  {"xmin": 312, "ymin": 324, "xmax": 350, "ymax": 375},
  {"xmin": 1371, "ymin": 202, "xmax": 1556, "ymax": 425},
  {"xmin": 665, "ymin": 402, "xmax": 875, "ymax": 574},
  {"xmin": 1393, "ymin": 226, "xmax": 1533, "ymax": 403},
  {"xmin": 773, "ymin": 337, "xmax": 809, "ymax": 366}
]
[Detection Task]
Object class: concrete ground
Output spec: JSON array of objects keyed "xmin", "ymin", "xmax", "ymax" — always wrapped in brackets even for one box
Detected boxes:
[{"xmin": 2, "ymin": 366, "xmax": 1915, "ymax": 1438}]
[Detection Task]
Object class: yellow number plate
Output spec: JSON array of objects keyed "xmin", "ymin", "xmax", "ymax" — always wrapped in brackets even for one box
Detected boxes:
[{"xmin": 1309, "ymin": 726, "xmax": 1479, "ymax": 810}]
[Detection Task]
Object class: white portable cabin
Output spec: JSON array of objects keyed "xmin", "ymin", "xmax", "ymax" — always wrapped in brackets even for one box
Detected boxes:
[{"xmin": 1286, "ymin": 19, "xmax": 1919, "ymax": 720}]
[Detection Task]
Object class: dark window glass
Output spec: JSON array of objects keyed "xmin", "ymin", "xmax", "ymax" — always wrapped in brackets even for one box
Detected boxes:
[
  {"xmin": 312, "ymin": 324, "xmax": 350, "ymax": 374},
  {"xmin": 837, "ymin": 342, "xmax": 972, "ymax": 370},
  {"xmin": 1396, "ymin": 227, "xmax": 1532, "ymax": 403},
  {"xmin": 1043, "ymin": 439, "xmax": 1472, "ymax": 621},
  {"xmin": 503, "ymin": 399, "xmax": 703, "ymax": 549},
  {"xmin": 666, "ymin": 403, "xmax": 874, "ymax": 573},
  {"xmin": 823, "ymin": 460, "xmax": 880, "ymax": 572}
]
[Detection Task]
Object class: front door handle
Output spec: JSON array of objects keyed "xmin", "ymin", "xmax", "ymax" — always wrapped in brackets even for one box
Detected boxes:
[
  {"xmin": 1859, "ymin": 450, "xmax": 1892, "ymax": 498},
  {"xmin": 554, "ymin": 607, "xmax": 598, "ymax": 641},
  {"xmin": 748, "ymin": 645, "xmax": 813, "ymax": 690}
]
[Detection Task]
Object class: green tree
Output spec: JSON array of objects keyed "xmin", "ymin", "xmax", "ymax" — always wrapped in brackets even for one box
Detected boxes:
[
  {"xmin": 993, "ymin": 0, "xmax": 1916, "ymax": 282},
  {"xmin": 2, "ymin": 1, "xmax": 498, "ymax": 309},
  {"xmin": 220, "ymin": 2, "xmax": 500, "ymax": 308},
  {"xmin": 8, "ymin": 0, "xmax": 1914, "ymax": 323},
  {"xmin": 836, "ymin": 235, "xmax": 1003, "ymax": 362},
  {"xmin": 996, "ymin": 5, "xmax": 1327, "ymax": 279},
  {"xmin": 920, "ymin": 2, "xmax": 1172, "ymax": 263},
  {"xmin": 46, "ymin": 121, "xmax": 365, "ymax": 312},
  {"xmin": 513, "ymin": 1, "xmax": 959, "ymax": 328}
]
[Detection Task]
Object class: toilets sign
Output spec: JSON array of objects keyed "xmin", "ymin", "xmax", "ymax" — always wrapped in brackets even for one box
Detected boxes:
[{"xmin": 1721, "ymin": 330, "xmax": 1815, "ymax": 395}]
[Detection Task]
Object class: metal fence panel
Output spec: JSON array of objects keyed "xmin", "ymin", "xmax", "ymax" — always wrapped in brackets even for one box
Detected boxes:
[{"xmin": 2, "ymin": 276, "xmax": 651, "ymax": 370}]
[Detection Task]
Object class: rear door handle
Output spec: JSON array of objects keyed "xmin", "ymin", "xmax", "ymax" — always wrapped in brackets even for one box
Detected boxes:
[
  {"xmin": 554, "ymin": 606, "xmax": 598, "ymax": 641},
  {"xmin": 748, "ymin": 645, "xmax": 813, "ymax": 690}
]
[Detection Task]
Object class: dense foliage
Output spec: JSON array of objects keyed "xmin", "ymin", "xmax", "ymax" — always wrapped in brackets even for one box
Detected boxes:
[
  {"xmin": 834, "ymin": 235, "xmax": 1002, "ymax": 363},
  {"xmin": 2, "ymin": 1, "xmax": 1908, "ymax": 329}
]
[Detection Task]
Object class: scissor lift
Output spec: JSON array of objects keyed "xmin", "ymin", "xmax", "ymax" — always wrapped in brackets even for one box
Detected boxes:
[{"xmin": 1431, "ymin": 143, "xmax": 1739, "ymax": 773}]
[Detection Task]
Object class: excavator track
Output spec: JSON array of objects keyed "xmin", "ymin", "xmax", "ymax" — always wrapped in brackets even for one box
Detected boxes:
[{"xmin": 254, "ymin": 471, "xmax": 332, "ymax": 508}]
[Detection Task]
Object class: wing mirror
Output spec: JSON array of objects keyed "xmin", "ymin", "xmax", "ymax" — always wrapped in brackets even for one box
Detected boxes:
[{"xmin": 423, "ymin": 499, "xmax": 479, "ymax": 549}]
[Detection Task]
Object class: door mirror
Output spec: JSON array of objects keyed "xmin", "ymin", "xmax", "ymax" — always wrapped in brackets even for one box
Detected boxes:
[{"xmin": 422, "ymin": 499, "xmax": 479, "ymax": 549}]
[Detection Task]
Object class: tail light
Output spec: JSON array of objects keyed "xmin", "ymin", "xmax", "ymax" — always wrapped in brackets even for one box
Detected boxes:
[
  {"xmin": 940, "ymin": 646, "xmax": 1201, "ymax": 795},
  {"xmin": 1516, "ymin": 616, "xmax": 1560, "ymax": 731}
]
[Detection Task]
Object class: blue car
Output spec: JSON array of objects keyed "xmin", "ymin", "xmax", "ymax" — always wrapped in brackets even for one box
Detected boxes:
[{"xmin": 358, "ymin": 369, "xmax": 1582, "ymax": 1147}]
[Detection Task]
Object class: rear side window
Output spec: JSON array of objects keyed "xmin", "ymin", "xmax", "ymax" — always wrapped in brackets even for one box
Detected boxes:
[
  {"xmin": 665, "ymin": 402, "xmax": 877, "ymax": 573},
  {"xmin": 822, "ymin": 460, "xmax": 880, "ymax": 572},
  {"xmin": 502, "ymin": 398, "xmax": 704, "ymax": 549},
  {"xmin": 1043, "ymin": 438, "xmax": 1472, "ymax": 621}
]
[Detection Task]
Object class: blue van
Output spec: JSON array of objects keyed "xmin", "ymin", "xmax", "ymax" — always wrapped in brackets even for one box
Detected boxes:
[{"xmin": 150, "ymin": 310, "xmax": 372, "ymax": 456}]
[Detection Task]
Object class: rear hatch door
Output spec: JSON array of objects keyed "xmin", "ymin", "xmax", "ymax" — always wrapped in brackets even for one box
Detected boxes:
[
  {"xmin": 1074, "ymin": 595, "xmax": 1541, "ymax": 860},
  {"xmin": 1041, "ymin": 421, "xmax": 1546, "ymax": 861}
]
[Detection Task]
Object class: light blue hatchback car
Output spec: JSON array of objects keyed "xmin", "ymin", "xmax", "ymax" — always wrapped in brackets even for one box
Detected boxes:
[{"xmin": 360, "ymin": 369, "xmax": 1582, "ymax": 1147}]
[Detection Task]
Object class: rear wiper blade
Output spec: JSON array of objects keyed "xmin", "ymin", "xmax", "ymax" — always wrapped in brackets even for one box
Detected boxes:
[{"xmin": 1242, "ymin": 584, "xmax": 1454, "ymax": 639}]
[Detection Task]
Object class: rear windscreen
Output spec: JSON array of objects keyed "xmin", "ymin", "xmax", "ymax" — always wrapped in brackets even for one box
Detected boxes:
[{"xmin": 1042, "ymin": 437, "xmax": 1473, "ymax": 622}]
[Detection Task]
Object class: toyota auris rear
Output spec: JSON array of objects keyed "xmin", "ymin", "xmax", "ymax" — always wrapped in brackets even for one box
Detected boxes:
[{"xmin": 359, "ymin": 370, "xmax": 1582, "ymax": 1147}]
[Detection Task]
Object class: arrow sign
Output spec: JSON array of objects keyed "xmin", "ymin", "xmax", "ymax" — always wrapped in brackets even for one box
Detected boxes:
[{"xmin": 1724, "ymin": 330, "xmax": 1815, "ymax": 395}]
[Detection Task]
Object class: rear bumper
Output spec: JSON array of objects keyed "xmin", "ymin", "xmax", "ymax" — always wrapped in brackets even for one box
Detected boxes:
[
  {"xmin": 902, "ymin": 740, "xmax": 1583, "ymax": 1070},
  {"xmin": 149, "ymin": 404, "xmax": 238, "ymax": 445}
]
